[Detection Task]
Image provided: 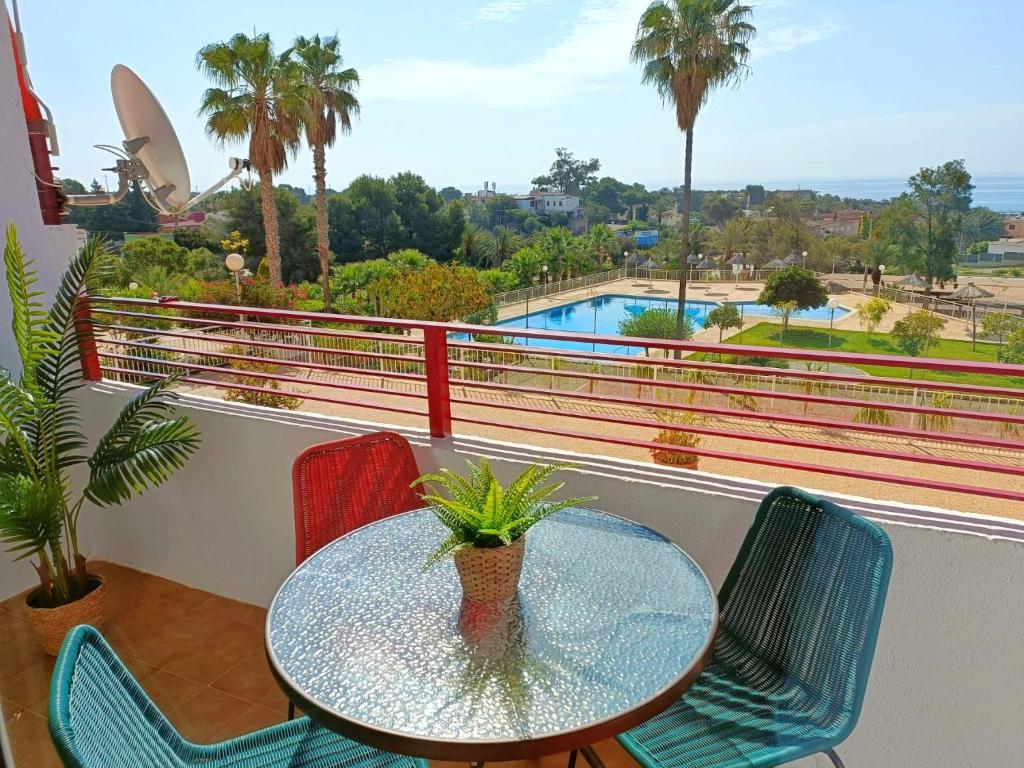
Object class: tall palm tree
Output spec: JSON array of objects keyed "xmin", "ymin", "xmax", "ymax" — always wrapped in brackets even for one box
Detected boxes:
[
  {"xmin": 632, "ymin": 0, "xmax": 754, "ymax": 338},
  {"xmin": 293, "ymin": 35, "xmax": 360, "ymax": 312},
  {"xmin": 197, "ymin": 33, "xmax": 308, "ymax": 287}
]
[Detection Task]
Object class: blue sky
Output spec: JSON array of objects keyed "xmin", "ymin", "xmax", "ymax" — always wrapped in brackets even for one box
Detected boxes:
[{"xmin": 12, "ymin": 0, "xmax": 1024, "ymax": 195}]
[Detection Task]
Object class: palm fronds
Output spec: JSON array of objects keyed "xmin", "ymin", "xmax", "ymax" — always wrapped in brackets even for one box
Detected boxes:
[
  {"xmin": 0, "ymin": 226, "xmax": 201, "ymax": 605},
  {"xmin": 413, "ymin": 458, "xmax": 595, "ymax": 567}
]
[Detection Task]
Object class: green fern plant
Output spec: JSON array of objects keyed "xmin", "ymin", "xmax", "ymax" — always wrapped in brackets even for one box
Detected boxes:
[
  {"xmin": 0, "ymin": 225, "xmax": 201, "ymax": 608},
  {"xmin": 412, "ymin": 458, "xmax": 595, "ymax": 568}
]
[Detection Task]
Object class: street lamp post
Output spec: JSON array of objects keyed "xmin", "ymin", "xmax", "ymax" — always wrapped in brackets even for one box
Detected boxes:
[
  {"xmin": 826, "ymin": 297, "xmax": 841, "ymax": 371},
  {"xmin": 802, "ymin": 250, "xmax": 808, "ymax": 268},
  {"xmin": 225, "ymin": 253, "xmax": 245, "ymax": 322},
  {"xmin": 623, "ymin": 251, "xmax": 629, "ymax": 279}
]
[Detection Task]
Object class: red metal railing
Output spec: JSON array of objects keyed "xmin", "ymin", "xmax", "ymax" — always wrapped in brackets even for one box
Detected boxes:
[{"xmin": 80, "ymin": 296, "xmax": 1024, "ymax": 504}]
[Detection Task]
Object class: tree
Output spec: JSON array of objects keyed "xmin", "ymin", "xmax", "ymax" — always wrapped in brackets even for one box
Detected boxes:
[
  {"xmin": 891, "ymin": 311, "xmax": 946, "ymax": 372},
  {"xmin": 710, "ymin": 217, "xmax": 750, "ymax": 260},
  {"xmin": 619, "ymin": 308, "xmax": 694, "ymax": 356},
  {"xmin": 121, "ymin": 236, "xmax": 188, "ymax": 276},
  {"xmin": 492, "ymin": 227, "xmax": 520, "ymax": 265},
  {"xmin": 962, "ymin": 206, "xmax": 1004, "ymax": 246},
  {"xmin": 535, "ymin": 227, "xmax": 574, "ymax": 280},
  {"xmin": 532, "ymin": 147, "xmax": 600, "ymax": 195},
  {"xmin": 704, "ymin": 304, "xmax": 743, "ymax": 342},
  {"xmin": 456, "ymin": 224, "xmax": 495, "ymax": 267},
  {"xmin": 856, "ymin": 297, "xmax": 892, "ymax": 338},
  {"xmin": 758, "ymin": 267, "xmax": 827, "ymax": 331},
  {"xmin": 293, "ymin": 34, "xmax": 360, "ymax": 312},
  {"xmin": 1000, "ymin": 326, "xmax": 1024, "ymax": 364},
  {"xmin": 907, "ymin": 160, "xmax": 974, "ymax": 286},
  {"xmin": 221, "ymin": 184, "xmax": 317, "ymax": 282},
  {"xmin": 632, "ymin": 0, "xmax": 755, "ymax": 340},
  {"xmin": 744, "ymin": 184, "xmax": 765, "ymax": 206},
  {"xmin": 438, "ymin": 186, "xmax": 464, "ymax": 203},
  {"xmin": 197, "ymin": 32, "xmax": 307, "ymax": 286},
  {"xmin": 373, "ymin": 263, "xmax": 491, "ymax": 322},
  {"xmin": 587, "ymin": 224, "xmax": 620, "ymax": 268},
  {"xmin": 503, "ymin": 247, "xmax": 545, "ymax": 288},
  {"xmin": 702, "ymin": 194, "xmax": 740, "ymax": 225},
  {"xmin": 980, "ymin": 312, "xmax": 1022, "ymax": 347}
]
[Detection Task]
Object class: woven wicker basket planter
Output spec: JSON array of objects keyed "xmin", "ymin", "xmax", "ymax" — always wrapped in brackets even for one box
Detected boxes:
[
  {"xmin": 454, "ymin": 536, "xmax": 526, "ymax": 602},
  {"xmin": 651, "ymin": 450, "xmax": 699, "ymax": 470},
  {"xmin": 26, "ymin": 576, "xmax": 106, "ymax": 655}
]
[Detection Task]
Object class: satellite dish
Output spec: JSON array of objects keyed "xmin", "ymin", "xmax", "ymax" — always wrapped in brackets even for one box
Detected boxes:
[
  {"xmin": 66, "ymin": 65, "xmax": 248, "ymax": 215},
  {"xmin": 110, "ymin": 65, "xmax": 191, "ymax": 212}
]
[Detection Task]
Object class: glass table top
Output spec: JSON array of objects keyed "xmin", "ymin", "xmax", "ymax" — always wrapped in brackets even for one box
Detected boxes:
[{"xmin": 266, "ymin": 507, "xmax": 717, "ymax": 760}]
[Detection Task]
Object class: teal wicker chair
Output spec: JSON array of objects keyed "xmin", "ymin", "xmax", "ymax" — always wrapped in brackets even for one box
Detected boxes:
[
  {"xmin": 617, "ymin": 487, "xmax": 893, "ymax": 768},
  {"xmin": 49, "ymin": 625, "xmax": 431, "ymax": 768}
]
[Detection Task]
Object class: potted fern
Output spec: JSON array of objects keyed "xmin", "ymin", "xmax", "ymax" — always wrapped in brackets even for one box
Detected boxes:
[
  {"xmin": 413, "ymin": 459, "xmax": 593, "ymax": 602},
  {"xmin": 0, "ymin": 226, "xmax": 201, "ymax": 653}
]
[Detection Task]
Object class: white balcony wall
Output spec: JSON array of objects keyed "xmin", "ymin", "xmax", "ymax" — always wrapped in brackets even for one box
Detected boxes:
[{"xmin": 7, "ymin": 383, "xmax": 1012, "ymax": 767}]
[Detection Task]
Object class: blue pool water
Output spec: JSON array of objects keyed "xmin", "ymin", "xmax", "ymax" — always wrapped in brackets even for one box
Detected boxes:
[{"xmin": 473, "ymin": 294, "xmax": 850, "ymax": 355}]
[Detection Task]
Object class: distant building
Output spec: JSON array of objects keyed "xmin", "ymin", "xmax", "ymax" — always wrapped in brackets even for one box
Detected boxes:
[
  {"xmin": 971, "ymin": 238, "xmax": 1024, "ymax": 264},
  {"xmin": 802, "ymin": 209, "xmax": 863, "ymax": 238},
  {"xmin": 472, "ymin": 181, "xmax": 499, "ymax": 201},
  {"xmin": 512, "ymin": 190, "xmax": 581, "ymax": 216},
  {"xmin": 1004, "ymin": 216, "xmax": 1024, "ymax": 238}
]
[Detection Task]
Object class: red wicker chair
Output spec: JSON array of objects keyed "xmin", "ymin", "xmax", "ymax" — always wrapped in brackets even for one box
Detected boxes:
[{"xmin": 291, "ymin": 432, "xmax": 423, "ymax": 565}]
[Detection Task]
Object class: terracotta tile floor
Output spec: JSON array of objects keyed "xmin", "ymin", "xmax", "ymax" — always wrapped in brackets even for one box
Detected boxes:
[{"xmin": 0, "ymin": 561, "xmax": 635, "ymax": 768}]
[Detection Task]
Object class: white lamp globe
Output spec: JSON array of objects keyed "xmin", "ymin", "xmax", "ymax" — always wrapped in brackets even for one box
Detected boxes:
[{"xmin": 225, "ymin": 253, "xmax": 245, "ymax": 273}]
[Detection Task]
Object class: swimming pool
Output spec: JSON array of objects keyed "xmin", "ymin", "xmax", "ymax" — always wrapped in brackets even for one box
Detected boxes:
[{"xmin": 473, "ymin": 294, "xmax": 849, "ymax": 355}]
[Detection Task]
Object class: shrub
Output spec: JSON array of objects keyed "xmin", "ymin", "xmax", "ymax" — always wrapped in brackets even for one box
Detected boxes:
[
  {"xmin": 222, "ymin": 345, "xmax": 302, "ymax": 410},
  {"xmin": 856, "ymin": 297, "xmax": 892, "ymax": 338},
  {"xmin": 650, "ymin": 410, "xmax": 704, "ymax": 467}
]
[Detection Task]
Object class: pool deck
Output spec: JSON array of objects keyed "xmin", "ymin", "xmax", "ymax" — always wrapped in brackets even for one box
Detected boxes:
[{"xmin": 497, "ymin": 278, "xmax": 978, "ymax": 344}]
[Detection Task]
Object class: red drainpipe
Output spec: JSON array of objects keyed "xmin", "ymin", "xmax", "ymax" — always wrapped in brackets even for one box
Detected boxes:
[{"xmin": 8, "ymin": 20, "xmax": 63, "ymax": 225}]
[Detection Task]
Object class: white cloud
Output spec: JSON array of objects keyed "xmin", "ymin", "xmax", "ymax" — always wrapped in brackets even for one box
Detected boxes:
[
  {"xmin": 468, "ymin": 0, "xmax": 545, "ymax": 25},
  {"xmin": 363, "ymin": 0, "xmax": 648, "ymax": 108},
  {"xmin": 755, "ymin": 18, "xmax": 841, "ymax": 56},
  {"xmin": 363, "ymin": 0, "xmax": 840, "ymax": 109}
]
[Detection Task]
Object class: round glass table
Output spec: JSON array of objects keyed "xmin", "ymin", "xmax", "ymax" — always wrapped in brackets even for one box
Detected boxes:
[{"xmin": 266, "ymin": 507, "xmax": 717, "ymax": 762}]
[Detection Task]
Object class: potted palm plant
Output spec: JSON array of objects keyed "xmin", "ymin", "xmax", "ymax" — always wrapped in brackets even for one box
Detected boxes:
[
  {"xmin": 413, "ymin": 459, "xmax": 593, "ymax": 602},
  {"xmin": 0, "ymin": 226, "xmax": 201, "ymax": 653}
]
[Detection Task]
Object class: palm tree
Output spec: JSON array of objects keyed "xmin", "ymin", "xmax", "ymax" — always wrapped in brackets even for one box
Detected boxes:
[
  {"xmin": 588, "ymin": 224, "xmax": 620, "ymax": 268},
  {"xmin": 293, "ymin": 35, "xmax": 360, "ymax": 312},
  {"xmin": 711, "ymin": 217, "xmax": 751, "ymax": 260},
  {"xmin": 456, "ymin": 225, "xmax": 494, "ymax": 267},
  {"xmin": 197, "ymin": 33, "xmax": 308, "ymax": 287},
  {"xmin": 632, "ymin": 0, "xmax": 754, "ymax": 338},
  {"xmin": 493, "ymin": 227, "xmax": 520, "ymax": 266}
]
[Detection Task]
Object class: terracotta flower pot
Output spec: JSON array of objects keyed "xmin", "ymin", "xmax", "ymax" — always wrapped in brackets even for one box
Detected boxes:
[
  {"xmin": 454, "ymin": 536, "xmax": 526, "ymax": 603},
  {"xmin": 651, "ymin": 449, "xmax": 699, "ymax": 470},
  {"xmin": 25, "ymin": 576, "xmax": 106, "ymax": 655}
]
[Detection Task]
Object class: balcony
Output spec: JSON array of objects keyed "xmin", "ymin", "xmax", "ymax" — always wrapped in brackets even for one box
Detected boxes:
[{"xmin": 2, "ymin": 296, "xmax": 1024, "ymax": 767}]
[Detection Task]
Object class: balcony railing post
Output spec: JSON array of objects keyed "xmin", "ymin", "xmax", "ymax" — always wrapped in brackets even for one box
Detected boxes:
[
  {"xmin": 73, "ymin": 294, "xmax": 102, "ymax": 382},
  {"xmin": 423, "ymin": 326, "xmax": 452, "ymax": 438}
]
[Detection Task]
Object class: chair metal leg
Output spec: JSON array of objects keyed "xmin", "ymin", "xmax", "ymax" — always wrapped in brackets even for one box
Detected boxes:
[
  {"xmin": 824, "ymin": 748, "xmax": 846, "ymax": 768},
  {"xmin": 287, "ymin": 701, "xmax": 295, "ymax": 720},
  {"xmin": 567, "ymin": 749, "xmax": 578, "ymax": 768},
  {"xmin": 580, "ymin": 746, "xmax": 607, "ymax": 768}
]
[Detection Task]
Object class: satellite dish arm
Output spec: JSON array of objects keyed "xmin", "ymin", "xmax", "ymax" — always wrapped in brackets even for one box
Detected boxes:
[
  {"xmin": 175, "ymin": 158, "xmax": 249, "ymax": 212},
  {"xmin": 64, "ymin": 160, "xmax": 131, "ymax": 207}
]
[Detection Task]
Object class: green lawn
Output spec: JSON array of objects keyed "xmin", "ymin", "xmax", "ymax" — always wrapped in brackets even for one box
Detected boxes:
[{"xmin": 720, "ymin": 322, "xmax": 1024, "ymax": 389}]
